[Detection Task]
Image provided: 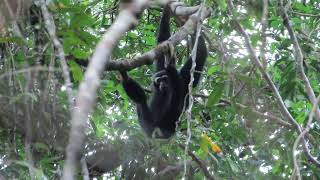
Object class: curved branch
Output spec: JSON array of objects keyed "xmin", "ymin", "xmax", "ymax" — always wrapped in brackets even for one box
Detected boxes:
[
  {"xmin": 228, "ymin": 0, "xmax": 320, "ymax": 168},
  {"xmin": 179, "ymin": 144, "xmax": 215, "ymax": 180},
  {"xmin": 105, "ymin": 6, "xmax": 211, "ymax": 71},
  {"xmin": 63, "ymin": 1, "xmax": 211, "ymax": 179},
  {"xmin": 63, "ymin": 0, "xmax": 149, "ymax": 179},
  {"xmin": 168, "ymin": 2, "xmax": 200, "ymax": 16},
  {"xmin": 281, "ymin": 1, "xmax": 320, "ymax": 122}
]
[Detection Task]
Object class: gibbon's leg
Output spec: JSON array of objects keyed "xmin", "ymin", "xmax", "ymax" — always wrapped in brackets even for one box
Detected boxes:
[
  {"xmin": 180, "ymin": 35, "xmax": 208, "ymax": 97},
  {"xmin": 164, "ymin": 65, "xmax": 184, "ymax": 121}
]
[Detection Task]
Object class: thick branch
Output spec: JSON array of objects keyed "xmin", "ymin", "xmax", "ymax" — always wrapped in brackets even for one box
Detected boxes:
[
  {"xmin": 105, "ymin": 5, "xmax": 211, "ymax": 71},
  {"xmin": 168, "ymin": 1, "xmax": 200, "ymax": 16},
  {"xmin": 62, "ymin": 2, "xmax": 211, "ymax": 179},
  {"xmin": 62, "ymin": 0, "xmax": 149, "ymax": 179}
]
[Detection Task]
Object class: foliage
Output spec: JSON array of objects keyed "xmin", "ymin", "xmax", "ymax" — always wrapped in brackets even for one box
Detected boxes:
[{"xmin": 0, "ymin": 0, "xmax": 319, "ymax": 179}]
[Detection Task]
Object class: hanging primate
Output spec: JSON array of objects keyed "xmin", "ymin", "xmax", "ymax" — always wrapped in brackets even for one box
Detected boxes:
[{"xmin": 119, "ymin": 5, "xmax": 208, "ymax": 138}]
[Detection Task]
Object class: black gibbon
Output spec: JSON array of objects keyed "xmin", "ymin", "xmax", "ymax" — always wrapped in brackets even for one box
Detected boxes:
[{"xmin": 120, "ymin": 5, "xmax": 208, "ymax": 138}]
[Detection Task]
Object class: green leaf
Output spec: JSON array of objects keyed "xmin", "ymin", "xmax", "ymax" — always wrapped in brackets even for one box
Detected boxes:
[
  {"xmin": 227, "ymin": 158, "xmax": 240, "ymax": 173},
  {"xmin": 15, "ymin": 51, "xmax": 25, "ymax": 64},
  {"xmin": 0, "ymin": 37, "xmax": 24, "ymax": 44},
  {"xmin": 200, "ymin": 136, "xmax": 210, "ymax": 154},
  {"xmin": 68, "ymin": 60, "xmax": 84, "ymax": 82},
  {"xmin": 102, "ymin": 80, "xmax": 116, "ymax": 94},
  {"xmin": 250, "ymin": 34, "xmax": 259, "ymax": 47},
  {"xmin": 144, "ymin": 24, "xmax": 155, "ymax": 30},
  {"xmin": 207, "ymin": 84, "xmax": 224, "ymax": 107},
  {"xmin": 71, "ymin": 48, "xmax": 90, "ymax": 59},
  {"xmin": 293, "ymin": 3, "xmax": 313, "ymax": 13},
  {"xmin": 217, "ymin": 0, "xmax": 227, "ymax": 11},
  {"xmin": 236, "ymin": 74, "xmax": 259, "ymax": 87},
  {"xmin": 128, "ymin": 32, "xmax": 137, "ymax": 38},
  {"xmin": 78, "ymin": 30, "xmax": 98, "ymax": 46},
  {"xmin": 70, "ymin": 13, "xmax": 95, "ymax": 28},
  {"xmin": 33, "ymin": 142, "xmax": 50, "ymax": 153},
  {"xmin": 296, "ymin": 112, "xmax": 306, "ymax": 124},
  {"xmin": 63, "ymin": 34, "xmax": 86, "ymax": 54},
  {"xmin": 269, "ymin": 17, "xmax": 282, "ymax": 30},
  {"xmin": 145, "ymin": 36, "xmax": 155, "ymax": 46},
  {"xmin": 207, "ymin": 66, "xmax": 219, "ymax": 76},
  {"xmin": 34, "ymin": 168, "xmax": 49, "ymax": 180},
  {"xmin": 95, "ymin": 122, "xmax": 105, "ymax": 138},
  {"xmin": 291, "ymin": 17, "xmax": 302, "ymax": 26},
  {"xmin": 270, "ymin": 42, "xmax": 279, "ymax": 53},
  {"xmin": 240, "ymin": 18, "xmax": 253, "ymax": 30}
]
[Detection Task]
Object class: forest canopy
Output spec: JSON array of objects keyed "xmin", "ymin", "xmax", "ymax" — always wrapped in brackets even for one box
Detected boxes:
[{"xmin": 0, "ymin": 0, "xmax": 320, "ymax": 179}]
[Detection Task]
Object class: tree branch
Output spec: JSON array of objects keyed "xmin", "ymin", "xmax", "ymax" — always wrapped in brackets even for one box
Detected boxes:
[
  {"xmin": 104, "ymin": 4, "xmax": 211, "ymax": 71},
  {"xmin": 40, "ymin": 0, "xmax": 74, "ymax": 107},
  {"xmin": 71, "ymin": 3, "xmax": 211, "ymax": 72},
  {"xmin": 152, "ymin": 160, "xmax": 192, "ymax": 180},
  {"xmin": 292, "ymin": 96, "xmax": 320, "ymax": 179},
  {"xmin": 260, "ymin": 0, "xmax": 268, "ymax": 70},
  {"xmin": 227, "ymin": 0, "xmax": 320, "ymax": 168},
  {"xmin": 280, "ymin": 0, "xmax": 320, "ymax": 122},
  {"xmin": 179, "ymin": 144, "xmax": 215, "ymax": 180},
  {"xmin": 291, "ymin": 11, "xmax": 320, "ymax": 18},
  {"xmin": 62, "ymin": 0, "xmax": 149, "ymax": 179}
]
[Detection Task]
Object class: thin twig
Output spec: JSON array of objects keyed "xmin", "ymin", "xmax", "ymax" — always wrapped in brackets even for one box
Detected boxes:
[
  {"xmin": 0, "ymin": 66, "xmax": 59, "ymax": 80},
  {"xmin": 292, "ymin": 96, "xmax": 320, "ymax": 179},
  {"xmin": 179, "ymin": 144, "xmax": 215, "ymax": 180},
  {"xmin": 280, "ymin": 1, "xmax": 320, "ymax": 123},
  {"xmin": 232, "ymin": 65, "xmax": 256, "ymax": 98},
  {"xmin": 235, "ymin": 103, "xmax": 292, "ymax": 127},
  {"xmin": 227, "ymin": 0, "xmax": 320, "ymax": 168},
  {"xmin": 260, "ymin": 0, "xmax": 268, "ymax": 69},
  {"xmin": 152, "ymin": 160, "xmax": 192, "ymax": 179},
  {"xmin": 40, "ymin": 0, "xmax": 74, "ymax": 107},
  {"xmin": 291, "ymin": 11, "xmax": 320, "ymax": 17},
  {"xmin": 227, "ymin": 0, "xmax": 300, "ymax": 130}
]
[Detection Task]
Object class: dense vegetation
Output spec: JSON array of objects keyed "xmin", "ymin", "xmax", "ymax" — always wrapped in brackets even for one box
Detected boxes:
[{"xmin": 0, "ymin": 0, "xmax": 319, "ymax": 179}]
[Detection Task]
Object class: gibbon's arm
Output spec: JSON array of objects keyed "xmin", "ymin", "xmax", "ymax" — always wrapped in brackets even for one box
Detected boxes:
[
  {"xmin": 180, "ymin": 35, "xmax": 208, "ymax": 94},
  {"xmin": 120, "ymin": 71, "xmax": 147, "ymax": 104},
  {"xmin": 156, "ymin": 5, "xmax": 171, "ymax": 71}
]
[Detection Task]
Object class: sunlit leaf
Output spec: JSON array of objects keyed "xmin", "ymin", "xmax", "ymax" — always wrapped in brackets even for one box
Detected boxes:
[{"xmin": 207, "ymin": 84, "xmax": 224, "ymax": 107}]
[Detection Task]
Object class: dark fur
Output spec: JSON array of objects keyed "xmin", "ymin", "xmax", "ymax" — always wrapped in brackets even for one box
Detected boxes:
[{"xmin": 120, "ymin": 6, "xmax": 208, "ymax": 138}]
